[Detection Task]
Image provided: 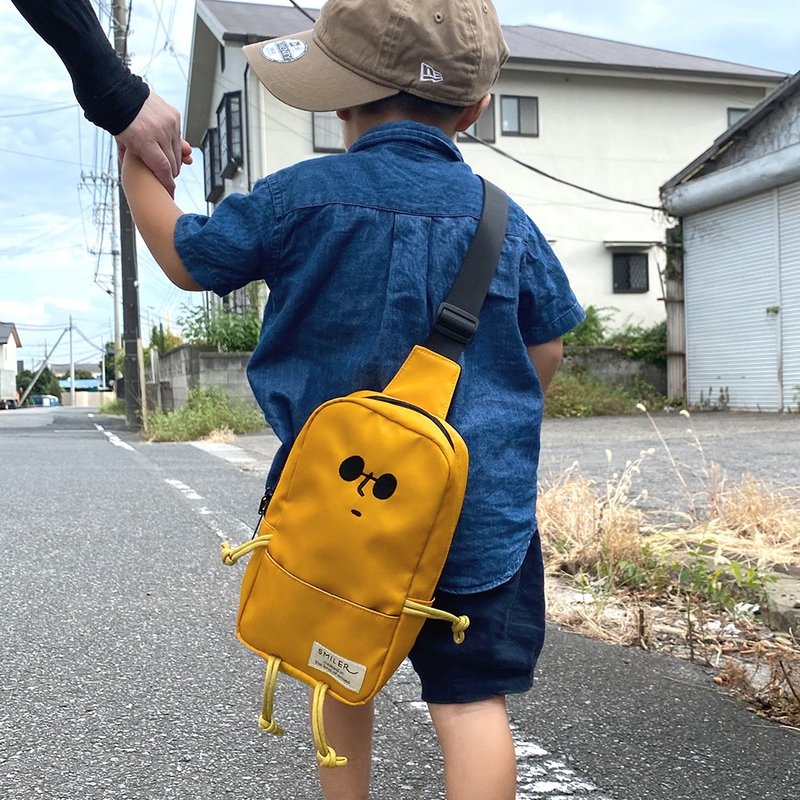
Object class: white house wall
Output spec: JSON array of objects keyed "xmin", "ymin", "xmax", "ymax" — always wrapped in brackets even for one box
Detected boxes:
[
  {"xmin": 461, "ymin": 69, "xmax": 769, "ymax": 327},
  {"xmin": 209, "ymin": 42, "xmax": 771, "ymax": 328}
]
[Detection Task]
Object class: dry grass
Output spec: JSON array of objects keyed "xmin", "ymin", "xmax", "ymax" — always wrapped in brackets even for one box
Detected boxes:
[
  {"xmin": 538, "ymin": 455, "xmax": 650, "ymax": 577},
  {"xmin": 204, "ymin": 426, "xmax": 236, "ymax": 443},
  {"xmin": 537, "ymin": 425, "xmax": 800, "ymax": 728},
  {"xmin": 680, "ymin": 475, "xmax": 800, "ymax": 568}
]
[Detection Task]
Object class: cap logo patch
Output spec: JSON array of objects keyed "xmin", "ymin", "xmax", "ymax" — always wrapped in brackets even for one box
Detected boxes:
[
  {"xmin": 261, "ymin": 39, "xmax": 308, "ymax": 64},
  {"xmin": 420, "ymin": 62, "xmax": 444, "ymax": 83}
]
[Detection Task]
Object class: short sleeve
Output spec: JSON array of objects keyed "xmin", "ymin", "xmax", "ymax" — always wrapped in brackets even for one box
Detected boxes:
[
  {"xmin": 518, "ymin": 221, "xmax": 585, "ymax": 345},
  {"xmin": 174, "ymin": 178, "xmax": 278, "ymax": 297}
]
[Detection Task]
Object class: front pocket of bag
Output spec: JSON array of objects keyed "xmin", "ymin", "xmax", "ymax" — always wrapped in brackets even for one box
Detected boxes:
[{"xmin": 237, "ymin": 552, "xmax": 399, "ymax": 704}]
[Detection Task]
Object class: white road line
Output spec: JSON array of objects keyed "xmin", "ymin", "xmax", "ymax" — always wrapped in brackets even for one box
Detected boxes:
[
  {"xmin": 513, "ymin": 726, "xmax": 611, "ymax": 799},
  {"xmin": 163, "ymin": 477, "xmax": 252, "ymax": 541},
  {"xmin": 399, "ymin": 673, "xmax": 611, "ymax": 799},
  {"xmin": 164, "ymin": 478, "xmax": 204, "ymax": 500},
  {"xmin": 94, "ymin": 423, "xmax": 136, "ymax": 451}
]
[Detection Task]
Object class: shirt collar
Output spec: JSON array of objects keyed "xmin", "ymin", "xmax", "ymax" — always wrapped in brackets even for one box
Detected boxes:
[{"xmin": 348, "ymin": 120, "xmax": 464, "ymax": 163}]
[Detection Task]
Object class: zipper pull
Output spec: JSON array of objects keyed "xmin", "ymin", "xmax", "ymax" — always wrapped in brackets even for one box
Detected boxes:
[{"xmin": 251, "ymin": 487, "xmax": 274, "ymax": 539}]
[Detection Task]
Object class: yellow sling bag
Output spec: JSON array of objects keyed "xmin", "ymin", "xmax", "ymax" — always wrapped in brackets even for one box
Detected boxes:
[{"xmin": 221, "ymin": 180, "xmax": 509, "ymax": 767}]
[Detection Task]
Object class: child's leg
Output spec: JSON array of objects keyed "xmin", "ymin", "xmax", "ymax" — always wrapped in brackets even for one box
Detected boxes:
[
  {"xmin": 428, "ymin": 696, "xmax": 516, "ymax": 800},
  {"xmin": 310, "ymin": 691, "xmax": 374, "ymax": 800}
]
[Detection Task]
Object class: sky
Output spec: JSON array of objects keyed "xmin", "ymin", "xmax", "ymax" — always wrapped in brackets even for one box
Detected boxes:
[{"xmin": 1, "ymin": 0, "xmax": 798, "ymax": 372}]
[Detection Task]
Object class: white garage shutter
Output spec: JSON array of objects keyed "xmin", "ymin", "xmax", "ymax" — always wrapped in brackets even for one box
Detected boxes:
[
  {"xmin": 779, "ymin": 182, "xmax": 800, "ymax": 411},
  {"xmin": 684, "ymin": 191, "xmax": 781, "ymax": 410}
]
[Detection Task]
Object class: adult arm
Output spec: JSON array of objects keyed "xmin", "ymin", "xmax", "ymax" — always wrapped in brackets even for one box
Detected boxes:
[
  {"xmin": 527, "ymin": 338, "xmax": 563, "ymax": 393},
  {"xmin": 121, "ymin": 153, "xmax": 203, "ymax": 291},
  {"xmin": 10, "ymin": 0, "xmax": 148, "ymax": 134},
  {"xmin": 11, "ymin": 0, "xmax": 191, "ymax": 194}
]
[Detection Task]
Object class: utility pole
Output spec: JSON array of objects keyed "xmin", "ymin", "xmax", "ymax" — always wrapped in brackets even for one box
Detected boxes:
[
  {"xmin": 112, "ymin": 0, "xmax": 144, "ymax": 428},
  {"xmin": 69, "ymin": 315, "xmax": 76, "ymax": 407},
  {"xmin": 110, "ymin": 179, "xmax": 122, "ymax": 364}
]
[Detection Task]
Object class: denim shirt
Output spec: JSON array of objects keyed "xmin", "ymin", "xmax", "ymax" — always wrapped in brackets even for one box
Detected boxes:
[{"xmin": 175, "ymin": 121, "xmax": 584, "ymax": 593}]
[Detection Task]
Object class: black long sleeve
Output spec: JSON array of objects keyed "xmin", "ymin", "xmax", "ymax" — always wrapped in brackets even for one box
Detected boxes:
[{"xmin": 11, "ymin": 0, "xmax": 150, "ymax": 135}]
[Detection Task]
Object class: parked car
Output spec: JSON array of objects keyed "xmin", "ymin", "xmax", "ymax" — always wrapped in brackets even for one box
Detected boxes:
[{"xmin": 30, "ymin": 394, "xmax": 60, "ymax": 407}]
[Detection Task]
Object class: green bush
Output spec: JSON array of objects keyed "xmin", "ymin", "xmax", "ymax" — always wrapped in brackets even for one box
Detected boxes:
[
  {"xmin": 179, "ymin": 305, "xmax": 261, "ymax": 352},
  {"xmin": 607, "ymin": 320, "xmax": 667, "ymax": 367},
  {"xmin": 563, "ymin": 305, "xmax": 616, "ymax": 346},
  {"xmin": 99, "ymin": 398, "xmax": 125, "ymax": 416},
  {"xmin": 148, "ymin": 387, "xmax": 265, "ymax": 442},
  {"xmin": 545, "ymin": 372, "xmax": 656, "ymax": 418}
]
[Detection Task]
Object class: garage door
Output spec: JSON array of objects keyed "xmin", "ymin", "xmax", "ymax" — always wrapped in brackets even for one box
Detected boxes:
[
  {"xmin": 780, "ymin": 181, "xmax": 800, "ymax": 411},
  {"xmin": 684, "ymin": 191, "xmax": 781, "ymax": 410}
]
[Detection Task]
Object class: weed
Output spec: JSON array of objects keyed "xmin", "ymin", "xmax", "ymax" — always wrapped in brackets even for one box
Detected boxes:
[
  {"xmin": 545, "ymin": 373, "xmax": 658, "ymax": 418},
  {"xmin": 99, "ymin": 398, "xmax": 125, "ymax": 416},
  {"xmin": 538, "ymin": 409, "xmax": 800, "ymax": 726},
  {"xmin": 148, "ymin": 387, "xmax": 265, "ymax": 442}
]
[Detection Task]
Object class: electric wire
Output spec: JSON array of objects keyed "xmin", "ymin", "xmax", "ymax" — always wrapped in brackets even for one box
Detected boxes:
[
  {"xmin": 287, "ymin": 1, "xmax": 317, "ymax": 24},
  {"xmin": 461, "ymin": 131, "xmax": 664, "ymax": 212},
  {"xmin": 0, "ymin": 103, "xmax": 78, "ymax": 118}
]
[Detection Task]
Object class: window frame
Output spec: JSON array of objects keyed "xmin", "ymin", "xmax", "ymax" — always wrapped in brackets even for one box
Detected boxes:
[
  {"xmin": 500, "ymin": 95, "xmax": 539, "ymax": 138},
  {"xmin": 217, "ymin": 91, "xmax": 243, "ymax": 179},
  {"xmin": 201, "ymin": 127, "xmax": 224, "ymax": 204},
  {"xmin": 312, "ymin": 111, "xmax": 346, "ymax": 153},
  {"xmin": 727, "ymin": 107, "xmax": 750, "ymax": 127},
  {"xmin": 457, "ymin": 95, "xmax": 496, "ymax": 143},
  {"xmin": 612, "ymin": 252, "xmax": 650, "ymax": 294}
]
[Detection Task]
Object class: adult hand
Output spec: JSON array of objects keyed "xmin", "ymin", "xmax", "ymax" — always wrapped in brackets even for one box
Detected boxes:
[{"xmin": 116, "ymin": 91, "xmax": 193, "ymax": 197}]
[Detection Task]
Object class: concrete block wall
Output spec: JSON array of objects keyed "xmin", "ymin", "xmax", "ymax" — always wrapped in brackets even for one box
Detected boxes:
[
  {"xmin": 563, "ymin": 346, "xmax": 667, "ymax": 395},
  {"xmin": 157, "ymin": 345, "xmax": 258, "ymax": 411}
]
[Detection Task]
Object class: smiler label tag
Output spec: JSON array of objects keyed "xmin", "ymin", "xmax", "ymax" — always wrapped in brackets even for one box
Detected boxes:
[{"xmin": 309, "ymin": 641, "xmax": 367, "ymax": 693}]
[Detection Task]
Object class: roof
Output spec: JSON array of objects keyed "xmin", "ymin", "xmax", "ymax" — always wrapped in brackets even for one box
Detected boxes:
[
  {"xmin": 198, "ymin": 1, "xmax": 785, "ymax": 81},
  {"xmin": 0, "ymin": 322, "xmax": 21, "ymax": 347},
  {"xmin": 662, "ymin": 70, "xmax": 800, "ymax": 192}
]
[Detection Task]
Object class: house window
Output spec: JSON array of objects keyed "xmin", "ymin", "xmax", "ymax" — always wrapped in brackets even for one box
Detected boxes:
[
  {"xmin": 727, "ymin": 107, "xmax": 750, "ymax": 127},
  {"xmin": 201, "ymin": 127, "xmax": 223, "ymax": 203},
  {"xmin": 313, "ymin": 111, "xmax": 345, "ymax": 153},
  {"xmin": 501, "ymin": 96, "xmax": 538, "ymax": 136},
  {"xmin": 613, "ymin": 252, "xmax": 649, "ymax": 293},
  {"xmin": 458, "ymin": 95, "xmax": 495, "ymax": 143},
  {"xmin": 217, "ymin": 92, "xmax": 243, "ymax": 179}
]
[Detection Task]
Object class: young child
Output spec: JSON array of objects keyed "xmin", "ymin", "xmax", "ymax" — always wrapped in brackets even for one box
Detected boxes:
[{"xmin": 122, "ymin": 2, "xmax": 584, "ymax": 798}]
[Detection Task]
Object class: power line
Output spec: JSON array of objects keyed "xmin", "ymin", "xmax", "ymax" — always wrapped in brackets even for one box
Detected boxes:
[
  {"xmin": 287, "ymin": 1, "xmax": 317, "ymax": 24},
  {"xmin": 462, "ymin": 132, "xmax": 664, "ymax": 212},
  {"xmin": 0, "ymin": 103, "xmax": 78, "ymax": 118}
]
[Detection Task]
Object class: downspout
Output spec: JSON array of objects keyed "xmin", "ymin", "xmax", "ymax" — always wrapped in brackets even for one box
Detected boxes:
[{"xmin": 664, "ymin": 142, "xmax": 800, "ymax": 216}]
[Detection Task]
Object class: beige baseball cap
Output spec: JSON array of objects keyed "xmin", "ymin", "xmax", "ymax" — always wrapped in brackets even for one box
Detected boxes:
[{"xmin": 243, "ymin": 0, "xmax": 509, "ymax": 112}]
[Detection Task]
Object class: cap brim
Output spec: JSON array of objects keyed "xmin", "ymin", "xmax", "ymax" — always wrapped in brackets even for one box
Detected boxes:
[{"xmin": 244, "ymin": 30, "xmax": 399, "ymax": 112}]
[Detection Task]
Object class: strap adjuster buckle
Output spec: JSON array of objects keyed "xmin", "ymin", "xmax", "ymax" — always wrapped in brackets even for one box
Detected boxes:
[{"xmin": 433, "ymin": 303, "xmax": 479, "ymax": 345}]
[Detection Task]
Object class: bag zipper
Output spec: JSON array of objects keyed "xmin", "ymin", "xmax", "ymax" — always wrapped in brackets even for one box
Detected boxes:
[{"xmin": 366, "ymin": 395, "xmax": 454, "ymax": 449}]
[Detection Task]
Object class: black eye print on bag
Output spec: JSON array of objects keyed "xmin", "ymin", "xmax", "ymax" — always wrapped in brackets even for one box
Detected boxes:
[
  {"xmin": 339, "ymin": 456, "xmax": 397, "ymax": 500},
  {"xmin": 339, "ymin": 455, "xmax": 365, "ymax": 482}
]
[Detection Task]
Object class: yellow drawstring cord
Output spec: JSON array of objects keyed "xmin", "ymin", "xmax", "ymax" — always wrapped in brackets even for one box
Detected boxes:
[
  {"xmin": 402, "ymin": 599, "xmax": 470, "ymax": 644},
  {"xmin": 257, "ymin": 655, "xmax": 285, "ymax": 736},
  {"xmin": 221, "ymin": 534, "xmax": 272, "ymax": 566},
  {"xmin": 311, "ymin": 682, "xmax": 348, "ymax": 768}
]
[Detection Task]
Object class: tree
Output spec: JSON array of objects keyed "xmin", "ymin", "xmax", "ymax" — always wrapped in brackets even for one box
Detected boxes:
[
  {"xmin": 16, "ymin": 367, "xmax": 62, "ymax": 401},
  {"xmin": 179, "ymin": 304, "xmax": 261, "ymax": 352},
  {"xmin": 149, "ymin": 323, "xmax": 183, "ymax": 354}
]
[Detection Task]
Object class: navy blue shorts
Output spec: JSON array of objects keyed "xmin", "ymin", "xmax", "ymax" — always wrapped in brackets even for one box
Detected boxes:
[{"xmin": 408, "ymin": 531, "xmax": 546, "ymax": 704}]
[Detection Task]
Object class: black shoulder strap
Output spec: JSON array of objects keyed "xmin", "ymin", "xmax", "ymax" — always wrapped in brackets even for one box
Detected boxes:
[{"xmin": 424, "ymin": 178, "xmax": 509, "ymax": 362}]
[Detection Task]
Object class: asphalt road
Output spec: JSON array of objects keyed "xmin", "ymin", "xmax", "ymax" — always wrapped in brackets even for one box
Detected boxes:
[{"xmin": 1, "ymin": 406, "xmax": 797, "ymax": 799}]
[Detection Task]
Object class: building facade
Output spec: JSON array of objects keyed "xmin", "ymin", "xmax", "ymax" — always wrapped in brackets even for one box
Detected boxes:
[
  {"xmin": 663, "ymin": 73, "xmax": 800, "ymax": 411},
  {"xmin": 185, "ymin": 0, "xmax": 785, "ymax": 328}
]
